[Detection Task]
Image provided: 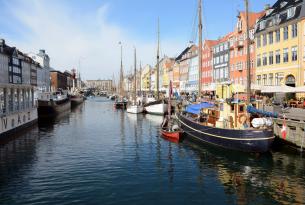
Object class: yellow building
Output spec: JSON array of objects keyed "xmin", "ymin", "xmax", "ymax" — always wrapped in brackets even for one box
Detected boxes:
[
  {"xmin": 141, "ymin": 64, "xmax": 152, "ymax": 91},
  {"xmin": 160, "ymin": 56, "xmax": 175, "ymax": 91},
  {"xmin": 255, "ymin": 1, "xmax": 305, "ymax": 89}
]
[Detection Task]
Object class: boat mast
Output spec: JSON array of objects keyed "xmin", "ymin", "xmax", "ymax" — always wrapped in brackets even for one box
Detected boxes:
[
  {"xmin": 198, "ymin": 0, "xmax": 203, "ymax": 99},
  {"xmin": 245, "ymin": 0, "xmax": 251, "ymax": 103},
  {"xmin": 156, "ymin": 18, "xmax": 160, "ymax": 100},
  {"xmin": 139, "ymin": 61, "xmax": 142, "ymax": 94},
  {"xmin": 119, "ymin": 42, "xmax": 124, "ymax": 97},
  {"xmin": 134, "ymin": 47, "xmax": 137, "ymax": 103}
]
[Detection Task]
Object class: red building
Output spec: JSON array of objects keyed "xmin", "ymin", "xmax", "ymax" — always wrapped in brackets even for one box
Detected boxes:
[
  {"xmin": 229, "ymin": 11, "xmax": 264, "ymax": 86},
  {"xmin": 202, "ymin": 40, "xmax": 218, "ymax": 91}
]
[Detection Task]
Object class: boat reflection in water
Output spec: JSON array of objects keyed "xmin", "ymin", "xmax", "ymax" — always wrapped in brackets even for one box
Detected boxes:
[{"xmin": 184, "ymin": 140, "xmax": 305, "ymax": 205}]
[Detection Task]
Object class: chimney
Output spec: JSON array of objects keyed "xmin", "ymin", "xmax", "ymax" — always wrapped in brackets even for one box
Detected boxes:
[
  {"xmin": 0, "ymin": 39, "xmax": 5, "ymax": 52},
  {"xmin": 39, "ymin": 49, "xmax": 46, "ymax": 55},
  {"xmin": 264, "ymin": 4, "xmax": 270, "ymax": 11}
]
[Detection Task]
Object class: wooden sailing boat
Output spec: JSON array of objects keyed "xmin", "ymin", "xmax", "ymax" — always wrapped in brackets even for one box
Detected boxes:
[
  {"xmin": 161, "ymin": 80, "xmax": 182, "ymax": 141},
  {"xmin": 114, "ymin": 42, "xmax": 128, "ymax": 109},
  {"xmin": 176, "ymin": 0, "xmax": 275, "ymax": 153},
  {"xmin": 127, "ymin": 47, "xmax": 144, "ymax": 114},
  {"xmin": 144, "ymin": 19, "xmax": 168, "ymax": 115}
]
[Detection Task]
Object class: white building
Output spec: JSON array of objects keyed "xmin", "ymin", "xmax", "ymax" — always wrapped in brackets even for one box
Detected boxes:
[
  {"xmin": 28, "ymin": 49, "xmax": 51, "ymax": 92},
  {"xmin": 0, "ymin": 39, "xmax": 38, "ymax": 138},
  {"xmin": 186, "ymin": 55, "xmax": 199, "ymax": 92}
]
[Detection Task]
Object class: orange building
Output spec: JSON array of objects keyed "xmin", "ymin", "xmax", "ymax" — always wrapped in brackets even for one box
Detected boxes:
[
  {"xmin": 202, "ymin": 40, "xmax": 218, "ymax": 91},
  {"xmin": 173, "ymin": 62, "xmax": 180, "ymax": 91},
  {"xmin": 229, "ymin": 11, "xmax": 264, "ymax": 86}
]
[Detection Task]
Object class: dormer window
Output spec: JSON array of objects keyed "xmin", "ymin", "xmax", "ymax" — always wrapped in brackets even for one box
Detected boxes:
[
  {"xmin": 287, "ymin": 7, "xmax": 296, "ymax": 19},
  {"xmin": 260, "ymin": 20, "xmax": 266, "ymax": 30},
  {"xmin": 266, "ymin": 9, "xmax": 274, "ymax": 16},
  {"xmin": 275, "ymin": 14, "xmax": 281, "ymax": 25},
  {"xmin": 237, "ymin": 19, "xmax": 242, "ymax": 32},
  {"xmin": 280, "ymin": 1, "xmax": 287, "ymax": 8}
]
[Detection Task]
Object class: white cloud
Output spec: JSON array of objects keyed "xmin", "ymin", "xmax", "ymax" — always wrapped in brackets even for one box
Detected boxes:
[{"xmin": 2, "ymin": 0, "xmax": 185, "ymax": 80}]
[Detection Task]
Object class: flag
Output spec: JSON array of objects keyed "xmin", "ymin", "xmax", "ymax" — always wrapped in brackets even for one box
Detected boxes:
[{"xmin": 281, "ymin": 117, "xmax": 287, "ymax": 140}]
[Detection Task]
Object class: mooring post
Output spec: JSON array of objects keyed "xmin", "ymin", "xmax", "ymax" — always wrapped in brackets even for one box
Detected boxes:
[{"xmin": 301, "ymin": 123, "xmax": 305, "ymax": 153}]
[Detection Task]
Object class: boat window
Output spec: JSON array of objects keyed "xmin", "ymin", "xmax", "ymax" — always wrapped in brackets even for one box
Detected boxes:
[{"xmin": 239, "ymin": 105, "xmax": 244, "ymax": 113}]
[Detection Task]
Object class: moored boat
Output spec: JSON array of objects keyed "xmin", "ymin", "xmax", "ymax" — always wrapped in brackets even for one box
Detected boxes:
[
  {"xmin": 161, "ymin": 128, "xmax": 182, "ymax": 141},
  {"xmin": 144, "ymin": 100, "xmax": 168, "ymax": 115},
  {"xmin": 38, "ymin": 90, "xmax": 70, "ymax": 117},
  {"xmin": 176, "ymin": 102, "xmax": 275, "ymax": 153},
  {"xmin": 160, "ymin": 81, "xmax": 182, "ymax": 141},
  {"xmin": 114, "ymin": 98, "xmax": 128, "ymax": 109},
  {"xmin": 126, "ymin": 47, "xmax": 144, "ymax": 114},
  {"xmin": 70, "ymin": 95, "xmax": 84, "ymax": 107}
]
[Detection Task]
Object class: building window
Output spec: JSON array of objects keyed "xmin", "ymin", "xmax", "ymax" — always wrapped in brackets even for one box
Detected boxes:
[
  {"xmin": 283, "ymin": 48, "xmax": 289, "ymax": 63},
  {"xmin": 257, "ymin": 35, "xmax": 261, "ymax": 48},
  {"xmin": 268, "ymin": 51, "xmax": 274, "ymax": 65},
  {"xmin": 258, "ymin": 75, "xmax": 262, "ymax": 85},
  {"xmin": 263, "ymin": 74, "xmax": 267, "ymax": 85},
  {"xmin": 269, "ymin": 73, "xmax": 273, "ymax": 85},
  {"xmin": 257, "ymin": 54, "xmax": 261, "ymax": 67},
  {"xmin": 14, "ymin": 89, "xmax": 19, "ymax": 111},
  {"xmin": 276, "ymin": 50, "xmax": 281, "ymax": 64},
  {"xmin": 275, "ymin": 72, "xmax": 284, "ymax": 85},
  {"xmin": 224, "ymin": 54, "xmax": 228, "ymax": 62},
  {"xmin": 269, "ymin": 32, "xmax": 273, "ymax": 44},
  {"xmin": 9, "ymin": 57, "xmax": 22, "ymax": 84},
  {"xmin": 0, "ymin": 88, "xmax": 6, "ymax": 114},
  {"xmin": 292, "ymin": 46, "xmax": 298, "ymax": 61},
  {"xmin": 287, "ymin": 7, "xmax": 296, "ymax": 19},
  {"xmin": 251, "ymin": 60, "xmax": 254, "ymax": 69},
  {"xmin": 8, "ymin": 89, "xmax": 13, "ymax": 112},
  {"xmin": 276, "ymin": 29, "xmax": 280, "ymax": 42},
  {"xmin": 263, "ymin": 34, "xmax": 267, "ymax": 46},
  {"xmin": 292, "ymin": 24, "xmax": 298, "ymax": 38},
  {"xmin": 283, "ymin": 26, "xmax": 288, "ymax": 40},
  {"xmin": 263, "ymin": 53, "xmax": 267, "ymax": 66}
]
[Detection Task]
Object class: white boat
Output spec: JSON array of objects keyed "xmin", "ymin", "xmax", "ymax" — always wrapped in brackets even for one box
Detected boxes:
[
  {"xmin": 144, "ymin": 20, "xmax": 168, "ymax": 115},
  {"xmin": 144, "ymin": 100, "xmax": 168, "ymax": 115},
  {"xmin": 126, "ymin": 47, "xmax": 144, "ymax": 114},
  {"xmin": 127, "ymin": 104, "xmax": 144, "ymax": 114}
]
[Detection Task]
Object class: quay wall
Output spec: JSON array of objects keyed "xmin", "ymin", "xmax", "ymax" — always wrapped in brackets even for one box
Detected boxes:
[
  {"xmin": 273, "ymin": 118, "xmax": 305, "ymax": 151},
  {"xmin": 0, "ymin": 108, "xmax": 38, "ymax": 137}
]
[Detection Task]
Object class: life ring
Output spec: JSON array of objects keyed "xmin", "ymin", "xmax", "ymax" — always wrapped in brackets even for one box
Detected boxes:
[{"xmin": 238, "ymin": 113, "xmax": 248, "ymax": 124}]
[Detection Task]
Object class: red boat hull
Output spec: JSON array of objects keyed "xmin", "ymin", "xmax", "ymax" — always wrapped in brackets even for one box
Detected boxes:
[{"xmin": 161, "ymin": 129, "xmax": 182, "ymax": 141}]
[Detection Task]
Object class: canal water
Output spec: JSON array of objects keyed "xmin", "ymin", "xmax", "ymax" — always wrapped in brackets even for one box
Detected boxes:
[{"xmin": 0, "ymin": 97, "xmax": 304, "ymax": 205}]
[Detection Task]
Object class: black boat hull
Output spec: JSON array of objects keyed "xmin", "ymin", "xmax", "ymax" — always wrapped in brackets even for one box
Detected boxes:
[
  {"xmin": 71, "ymin": 96, "xmax": 84, "ymax": 107},
  {"xmin": 176, "ymin": 113, "xmax": 274, "ymax": 153},
  {"xmin": 114, "ymin": 101, "xmax": 127, "ymax": 109},
  {"xmin": 38, "ymin": 98, "xmax": 71, "ymax": 117}
]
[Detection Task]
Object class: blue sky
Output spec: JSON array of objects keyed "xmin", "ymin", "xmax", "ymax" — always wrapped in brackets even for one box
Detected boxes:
[{"xmin": 0, "ymin": 0, "xmax": 276, "ymax": 80}]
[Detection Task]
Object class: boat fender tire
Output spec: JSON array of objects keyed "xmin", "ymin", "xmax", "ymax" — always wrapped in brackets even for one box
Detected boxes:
[{"xmin": 238, "ymin": 114, "xmax": 248, "ymax": 124}]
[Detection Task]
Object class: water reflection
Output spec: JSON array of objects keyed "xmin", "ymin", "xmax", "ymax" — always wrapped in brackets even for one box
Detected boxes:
[{"xmin": 184, "ymin": 140, "xmax": 305, "ymax": 205}]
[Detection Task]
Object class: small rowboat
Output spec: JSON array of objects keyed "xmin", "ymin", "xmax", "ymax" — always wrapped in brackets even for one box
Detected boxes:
[{"xmin": 161, "ymin": 128, "xmax": 182, "ymax": 141}]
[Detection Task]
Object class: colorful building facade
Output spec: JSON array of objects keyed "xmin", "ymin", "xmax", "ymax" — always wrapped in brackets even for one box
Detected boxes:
[
  {"xmin": 213, "ymin": 33, "xmax": 232, "ymax": 84},
  {"xmin": 255, "ymin": 0, "xmax": 305, "ymax": 88},
  {"xmin": 202, "ymin": 40, "xmax": 218, "ymax": 91},
  {"xmin": 229, "ymin": 11, "xmax": 264, "ymax": 87}
]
